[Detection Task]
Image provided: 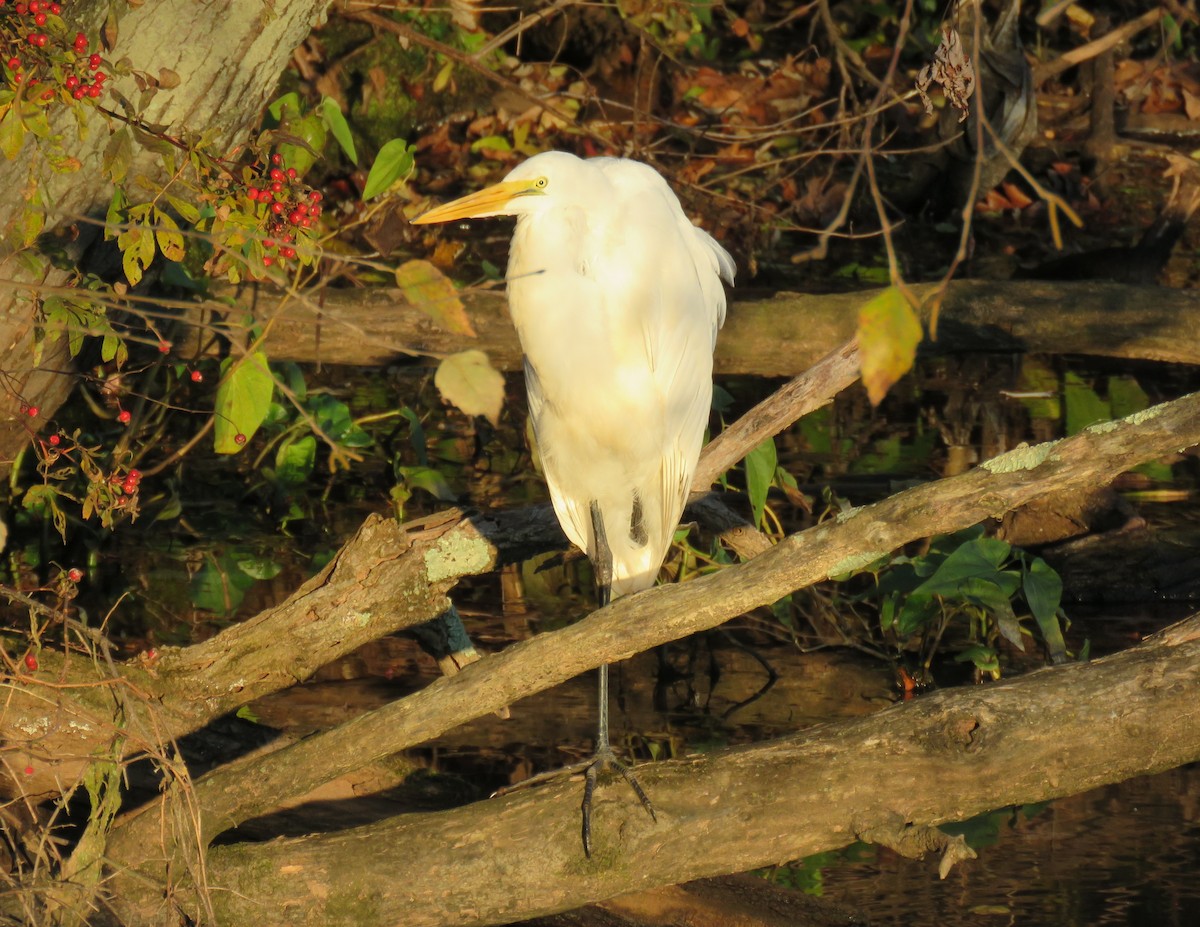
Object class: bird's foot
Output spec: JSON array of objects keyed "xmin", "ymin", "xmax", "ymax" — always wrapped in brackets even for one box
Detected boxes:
[{"xmin": 581, "ymin": 746, "xmax": 656, "ymax": 857}]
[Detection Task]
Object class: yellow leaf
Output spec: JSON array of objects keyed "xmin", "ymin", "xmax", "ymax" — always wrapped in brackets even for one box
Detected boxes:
[
  {"xmin": 396, "ymin": 259, "xmax": 476, "ymax": 337},
  {"xmin": 856, "ymin": 287, "xmax": 923, "ymax": 406},
  {"xmin": 434, "ymin": 350, "xmax": 504, "ymax": 425}
]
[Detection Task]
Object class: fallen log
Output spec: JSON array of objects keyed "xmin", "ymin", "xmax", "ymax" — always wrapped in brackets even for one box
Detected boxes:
[
  {"xmin": 201, "ymin": 280, "xmax": 1200, "ymax": 372},
  {"xmin": 101, "ymin": 389, "xmax": 1200, "ymax": 920},
  {"xmin": 201, "ymin": 614, "xmax": 1200, "ymax": 927}
]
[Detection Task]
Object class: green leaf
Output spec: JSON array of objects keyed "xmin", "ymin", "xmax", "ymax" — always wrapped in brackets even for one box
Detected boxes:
[
  {"xmin": 856, "ymin": 286, "xmax": 923, "ymax": 406},
  {"xmin": 103, "ymin": 127, "xmax": 134, "ymax": 183},
  {"xmin": 362, "ymin": 138, "xmax": 414, "ymax": 201},
  {"xmin": 955, "ymin": 644, "xmax": 1000, "ymax": 675},
  {"xmin": 214, "ymin": 351, "xmax": 275, "ymax": 453},
  {"xmin": 434, "ymin": 350, "xmax": 504, "ymax": 425},
  {"xmin": 275, "ymin": 435, "xmax": 317, "ymax": 486},
  {"xmin": 1063, "ymin": 372, "xmax": 1109, "ymax": 434},
  {"xmin": 237, "ymin": 555, "xmax": 283, "ymax": 581},
  {"xmin": 0, "ymin": 104, "xmax": 26, "ymax": 159},
  {"xmin": 397, "ymin": 465, "xmax": 457, "ymax": 502},
  {"xmin": 395, "ymin": 259, "xmax": 475, "ymax": 336},
  {"xmin": 1107, "ymin": 375, "xmax": 1149, "ymax": 419},
  {"xmin": 470, "ymin": 135, "xmax": 512, "ymax": 154},
  {"xmin": 190, "ymin": 552, "xmax": 256, "ymax": 615},
  {"xmin": 1024, "ymin": 557, "xmax": 1067, "ymax": 662},
  {"xmin": 1015, "ymin": 357, "xmax": 1060, "ymax": 421},
  {"xmin": 267, "ymin": 92, "xmax": 302, "ymax": 123},
  {"xmin": 321, "ymin": 96, "xmax": 357, "ymax": 165},
  {"xmin": 744, "ymin": 436, "xmax": 777, "ymax": 529},
  {"xmin": 912, "ymin": 537, "xmax": 1011, "ymax": 597},
  {"xmin": 166, "ymin": 194, "xmax": 201, "ymax": 225},
  {"xmin": 308, "ymin": 394, "xmax": 373, "ymax": 448}
]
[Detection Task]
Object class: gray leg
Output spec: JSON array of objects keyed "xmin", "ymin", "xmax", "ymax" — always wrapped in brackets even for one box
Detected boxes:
[{"xmin": 581, "ymin": 502, "xmax": 656, "ymax": 857}]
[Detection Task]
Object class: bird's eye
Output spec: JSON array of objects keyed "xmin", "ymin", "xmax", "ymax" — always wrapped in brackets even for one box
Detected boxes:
[{"xmin": 534, "ymin": 177, "xmax": 548, "ymax": 189}]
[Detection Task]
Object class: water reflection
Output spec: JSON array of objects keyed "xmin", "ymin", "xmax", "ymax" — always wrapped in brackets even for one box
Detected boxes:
[{"xmin": 773, "ymin": 765, "xmax": 1200, "ymax": 927}]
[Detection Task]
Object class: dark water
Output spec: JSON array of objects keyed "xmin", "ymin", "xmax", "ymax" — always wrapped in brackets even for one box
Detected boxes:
[{"xmin": 774, "ymin": 765, "xmax": 1200, "ymax": 927}]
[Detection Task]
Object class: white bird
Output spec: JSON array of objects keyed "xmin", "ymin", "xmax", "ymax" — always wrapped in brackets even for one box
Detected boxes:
[{"xmin": 413, "ymin": 151, "xmax": 735, "ymax": 854}]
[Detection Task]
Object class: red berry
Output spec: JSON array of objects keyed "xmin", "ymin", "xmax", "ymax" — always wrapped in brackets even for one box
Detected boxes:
[
  {"xmin": 190, "ymin": 369, "xmax": 202, "ymax": 382},
  {"xmin": 271, "ymin": 152, "xmax": 282, "ymax": 164},
  {"xmin": 94, "ymin": 72, "xmax": 106, "ymax": 82},
  {"xmin": 23, "ymin": 766, "xmax": 33, "ymax": 777},
  {"xmin": 270, "ymin": 201, "xmax": 284, "ymax": 214},
  {"xmin": 87, "ymin": 85, "xmax": 101, "ymax": 98},
  {"xmin": 262, "ymin": 256, "xmax": 274, "ymax": 267},
  {"xmin": 288, "ymin": 210, "xmax": 303, "ymax": 225},
  {"xmin": 50, "ymin": 1, "xmax": 62, "ymax": 10},
  {"xmin": 6, "ymin": 58, "xmax": 19, "ymax": 70},
  {"xmin": 280, "ymin": 246, "xmax": 296, "ymax": 259},
  {"xmin": 25, "ymin": 405, "xmax": 38, "ymax": 418},
  {"xmin": 234, "ymin": 433, "xmax": 247, "ymax": 445},
  {"xmin": 73, "ymin": 32, "xmax": 86, "ymax": 50},
  {"xmin": 300, "ymin": 217, "xmax": 313, "ymax": 228},
  {"xmin": 48, "ymin": 434, "xmax": 60, "ymax": 446},
  {"xmin": 122, "ymin": 479, "xmax": 137, "ymax": 495},
  {"xmin": 286, "ymin": 167, "xmax": 297, "ymax": 180},
  {"xmin": 68, "ymin": 568, "xmax": 83, "ymax": 582},
  {"xmin": 247, "ymin": 186, "xmax": 260, "ymax": 201},
  {"xmin": 128, "ymin": 469, "xmax": 141, "ymax": 481},
  {"xmin": 88, "ymin": 53, "xmax": 101, "ymax": 69},
  {"xmin": 33, "ymin": 12, "xmax": 45, "ymax": 24},
  {"xmin": 308, "ymin": 190, "xmax": 322, "ymax": 202},
  {"xmin": 15, "ymin": 3, "xmax": 27, "ymax": 13},
  {"xmin": 117, "ymin": 409, "xmax": 131, "ymax": 424},
  {"xmin": 270, "ymin": 180, "xmax": 283, "ymax": 193},
  {"xmin": 24, "ymin": 653, "xmax": 37, "ymax": 671},
  {"xmin": 269, "ymin": 168, "xmax": 284, "ymax": 182},
  {"xmin": 158, "ymin": 340, "xmax": 170, "ymax": 353},
  {"xmin": 262, "ymin": 238, "xmax": 275, "ymax": 249},
  {"xmin": 73, "ymin": 87, "xmax": 86, "ymax": 100},
  {"xmin": 65, "ymin": 75, "xmax": 79, "ymax": 89}
]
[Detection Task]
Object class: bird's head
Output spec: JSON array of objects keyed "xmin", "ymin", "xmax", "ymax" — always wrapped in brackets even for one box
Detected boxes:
[{"xmin": 411, "ymin": 151, "xmax": 590, "ymax": 224}]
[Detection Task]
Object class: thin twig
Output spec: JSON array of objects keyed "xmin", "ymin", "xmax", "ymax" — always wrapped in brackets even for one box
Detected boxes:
[{"xmin": 1032, "ymin": 8, "xmax": 1165, "ymax": 86}]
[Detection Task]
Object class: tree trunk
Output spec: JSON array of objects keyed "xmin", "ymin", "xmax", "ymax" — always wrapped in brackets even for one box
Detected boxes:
[
  {"xmin": 206, "ymin": 279, "xmax": 1200, "ymax": 373},
  {"xmin": 0, "ymin": 0, "xmax": 331, "ymax": 477},
  {"xmin": 201, "ymin": 614, "xmax": 1200, "ymax": 927}
]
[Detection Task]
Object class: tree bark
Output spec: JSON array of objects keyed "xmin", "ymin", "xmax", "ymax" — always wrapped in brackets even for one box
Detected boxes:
[
  {"xmin": 0, "ymin": 0, "xmax": 331, "ymax": 476},
  {"xmin": 99, "ymin": 388, "xmax": 1200, "ymax": 917},
  {"xmin": 200, "ymin": 614, "xmax": 1200, "ymax": 927},
  {"xmin": 209, "ymin": 279, "xmax": 1200, "ymax": 373}
]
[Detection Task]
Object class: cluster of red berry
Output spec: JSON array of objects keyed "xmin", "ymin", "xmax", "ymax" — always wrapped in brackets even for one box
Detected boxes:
[
  {"xmin": 245, "ymin": 153, "xmax": 323, "ymax": 269},
  {"xmin": 112, "ymin": 467, "xmax": 141, "ymax": 498},
  {"xmin": 1, "ymin": 2, "xmax": 107, "ymax": 102}
]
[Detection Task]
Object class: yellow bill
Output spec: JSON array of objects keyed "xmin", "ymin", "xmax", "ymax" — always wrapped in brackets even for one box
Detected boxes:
[{"xmin": 411, "ymin": 179, "xmax": 541, "ymax": 224}]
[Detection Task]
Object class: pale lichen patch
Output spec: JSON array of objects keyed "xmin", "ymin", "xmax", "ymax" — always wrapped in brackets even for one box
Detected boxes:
[
  {"xmin": 835, "ymin": 505, "xmax": 863, "ymax": 524},
  {"xmin": 424, "ymin": 532, "xmax": 491, "ymax": 582},
  {"xmin": 981, "ymin": 441, "xmax": 1057, "ymax": 474},
  {"xmin": 15, "ymin": 716, "xmax": 50, "ymax": 736}
]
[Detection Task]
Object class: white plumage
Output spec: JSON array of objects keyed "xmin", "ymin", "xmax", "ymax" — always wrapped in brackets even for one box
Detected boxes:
[{"xmin": 412, "ymin": 151, "xmax": 734, "ymax": 852}]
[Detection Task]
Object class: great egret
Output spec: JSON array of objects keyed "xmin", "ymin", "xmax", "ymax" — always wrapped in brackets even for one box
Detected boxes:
[{"xmin": 413, "ymin": 151, "xmax": 735, "ymax": 854}]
